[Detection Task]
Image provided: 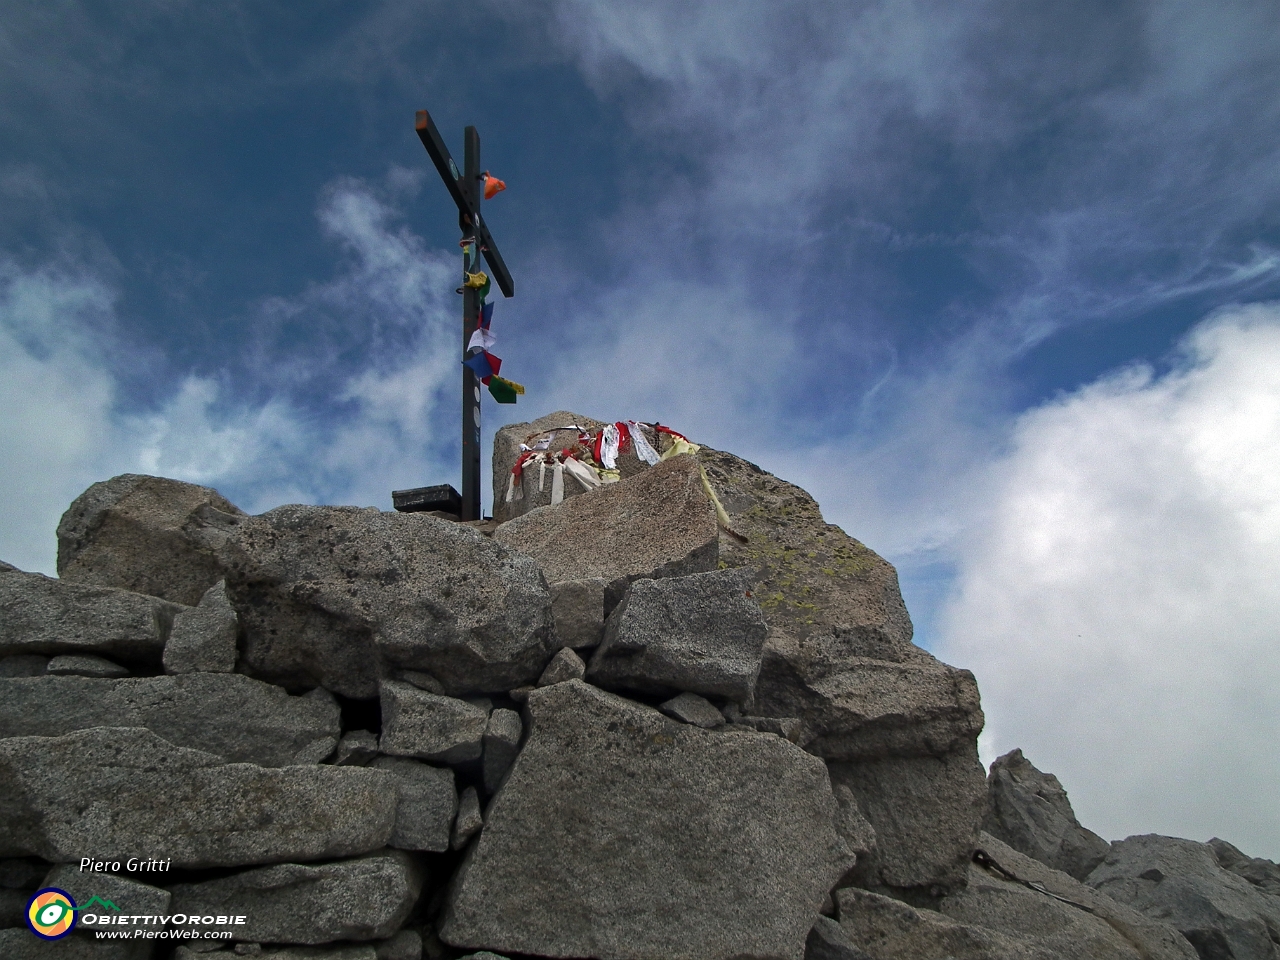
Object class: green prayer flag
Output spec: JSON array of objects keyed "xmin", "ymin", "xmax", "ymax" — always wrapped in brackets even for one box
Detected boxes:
[{"xmin": 488, "ymin": 376, "xmax": 519, "ymax": 404}]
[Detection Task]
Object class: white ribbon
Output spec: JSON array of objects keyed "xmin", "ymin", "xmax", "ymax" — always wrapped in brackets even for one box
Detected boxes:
[
  {"xmin": 562, "ymin": 456, "xmax": 602, "ymax": 492},
  {"xmin": 599, "ymin": 423, "xmax": 621, "ymax": 469},
  {"xmin": 628, "ymin": 421, "xmax": 662, "ymax": 465},
  {"xmin": 550, "ymin": 461, "xmax": 565, "ymax": 505},
  {"xmin": 538, "ymin": 460, "xmax": 547, "ymax": 492},
  {"xmin": 505, "ymin": 470, "xmax": 523, "ymax": 503}
]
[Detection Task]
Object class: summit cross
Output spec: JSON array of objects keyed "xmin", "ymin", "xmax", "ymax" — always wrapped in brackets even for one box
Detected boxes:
[{"xmin": 415, "ymin": 108, "xmax": 515, "ymax": 521}]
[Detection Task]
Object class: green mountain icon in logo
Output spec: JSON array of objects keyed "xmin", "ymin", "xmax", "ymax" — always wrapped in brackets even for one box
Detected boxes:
[{"xmin": 74, "ymin": 896, "xmax": 120, "ymax": 912}]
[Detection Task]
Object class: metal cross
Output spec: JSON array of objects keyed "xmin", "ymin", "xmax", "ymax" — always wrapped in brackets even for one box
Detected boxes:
[{"xmin": 415, "ymin": 108, "xmax": 515, "ymax": 521}]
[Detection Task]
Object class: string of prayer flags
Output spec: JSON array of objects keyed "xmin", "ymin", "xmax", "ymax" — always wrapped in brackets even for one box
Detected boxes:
[
  {"xmin": 488, "ymin": 375, "xmax": 524, "ymax": 404},
  {"xmin": 480, "ymin": 300, "xmax": 494, "ymax": 330},
  {"xmin": 483, "ymin": 172, "xmax": 506, "ymax": 200},
  {"xmin": 463, "ymin": 350, "xmax": 501, "ymax": 381}
]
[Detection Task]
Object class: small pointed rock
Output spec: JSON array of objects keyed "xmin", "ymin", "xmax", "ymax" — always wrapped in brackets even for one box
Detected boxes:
[
  {"xmin": 452, "ymin": 786, "xmax": 484, "ymax": 850},
  {"xmin": 333, "ymin": 730, "xmax": 379, "ymax": 766},
  {"xmin": 46, "ymin": 653, "xmax": 130, "ymax": 678},
  {"xmin": 659, "ymin": 691, "xmax": 725, "ymax": 729},
  {"xmin": 537, "ymin": 647, "xmax": 585, "ymax": 686}
]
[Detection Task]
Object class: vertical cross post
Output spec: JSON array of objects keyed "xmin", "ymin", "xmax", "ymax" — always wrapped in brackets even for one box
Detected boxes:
[
  {"xmin": 415, "ymin": 109, "xmax": 515, "ymax": 521},
  {"xmin": 460, "ymin": 127, "xmax": 482, "ymax": 522}
]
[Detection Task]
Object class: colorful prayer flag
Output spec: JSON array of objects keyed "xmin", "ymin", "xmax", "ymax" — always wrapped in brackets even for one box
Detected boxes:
[
  {"xmin": 488, "ymin": 375, "xmax": 524, "ymax": 403},
  {"xmin": 462, "ymin": 350, "xmax": 501, "ymax": 381},
  {"xmin": 481, "ymin": 300, "xmax": 494, "ymax": 330},
  {"xmin": 483, "ymin": 173, "xmax": 506, "ymax": 200}
]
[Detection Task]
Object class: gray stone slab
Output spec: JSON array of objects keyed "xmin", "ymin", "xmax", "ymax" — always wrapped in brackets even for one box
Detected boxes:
[
  {"xmin": 439, "ymin": 679, "xmax": 852, "ymax": 960},
  {"xmin": 0, "ymin": 927, "xmax": 149, "ymax": 959},
  {"xmin": 0, "ymin": 674, "xmax": 340, "ymax": 767},
  {"xmin": 379, "ymin": 681, "xmax": 487, "ymax": 764},
  {"xmin": 368, "ymin": 756, "xmax": 457, "ymax": 853},
  {"xmin": 43, "ymin": 863, "xmax": 171, "ymax": 916},
  {"xmin": 333, "ymin": 731, "xmax": 379, "ymax": 766},
  {"xmin": 0, "ymin": 654, "xmax": 48, "ymax": 677},
  {"xmin": 0, "ymin": 727, "xmax": 396, "ymax": 868},
  {"xmin": 0, "ymin": 566, "xmax": 186, "ymax": 666},
  {"xmin": 588, "ymin": 567, "xmax": 767, "ymax": 702},
  {"xmin": 168, "ymin": 851, "xmax": 422, "ymax": 945}
]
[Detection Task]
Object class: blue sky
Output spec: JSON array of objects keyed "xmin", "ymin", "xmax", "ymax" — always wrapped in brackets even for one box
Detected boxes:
[{"xmin": 3, "ymin": 2, "xmax": 1279, "ymax": 859}]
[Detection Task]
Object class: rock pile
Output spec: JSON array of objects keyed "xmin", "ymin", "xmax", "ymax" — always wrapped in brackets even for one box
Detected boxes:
[{"xmin": 0, "ymin": 410, "xmax": 1273, "ymax": 960}]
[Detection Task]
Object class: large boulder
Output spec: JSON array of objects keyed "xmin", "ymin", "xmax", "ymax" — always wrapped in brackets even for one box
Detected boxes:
[
  {"xmin": 43, "ymin": 863, "xmax": 171, "ymax": 916},
  {"xmin": 1086, "ymin": 834, "xmax": 1280, "ymax": 960},
  {"xmin": 587, "ymin": 567, "xmax": 767, "ymax": 702},
  {"xmin": 0, "ymin": 566, "xmax": 186, "ymax": 667},
  {"xmin": 439, "ymin": 679, "xmax": 851, "ymax": 960},
  {"xmin": 0, "ymin": 674, "xmax": 339, "ymax": 766},
  {"xmin": 983, "ymin": 748, "xmax": 1111, "ymax": 881},
  {"xmin": 168, "ymin": 851, "xmax": 423, "ymax": 944},
  {"xmin": 831, "ymin": 746, "xmax": 988, "ymax": 895},
  {"xmin": 493, "ymin": 455, "xmax": 718, "ymax": 610},
  {"xmin": 56, "ymin": 474, "xmax": 245, "ymax": 606},
  {"xmin": 220, "ymin": 505, "xmax": 556, "ymax": 698},
  {"xmin": 0, "ymin": 727, "xmax": 396, "ymax": 867},
  {"xmin": 752, "ymin": 632, "xmax": 984, "ymax": 761}
]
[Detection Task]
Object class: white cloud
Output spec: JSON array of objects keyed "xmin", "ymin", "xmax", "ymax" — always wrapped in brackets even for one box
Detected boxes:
[{"xmin": 937, "ymin": 304, "xmax": 1280, "ymax": 860}]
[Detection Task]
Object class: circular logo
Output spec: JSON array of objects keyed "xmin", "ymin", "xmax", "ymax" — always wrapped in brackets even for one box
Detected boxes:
[{"xmin": 27, "ymin": 888, "xmax": 77, "ymax": 940}]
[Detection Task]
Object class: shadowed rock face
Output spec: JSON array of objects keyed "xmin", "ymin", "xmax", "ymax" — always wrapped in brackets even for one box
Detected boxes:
[
  {"xmin": 440, "ymin": 679, "xmax": 853, "ymax": 960},
  {"xmin": 57, "ymin": 473, "xmax": 246, "ymax": 607},
  {"xmin": 983, "ymin": 748, "xmax": 1111, "ymax": 882},
  {"xmin": 220, "ymin": 504, "xmax": 557, "ymax": 698}
]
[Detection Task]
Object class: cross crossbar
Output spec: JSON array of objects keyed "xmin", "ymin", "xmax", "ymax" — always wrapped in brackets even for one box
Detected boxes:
[{"xmin": 415, "ymin": 110, "xmax": 514, "ymax": 298}]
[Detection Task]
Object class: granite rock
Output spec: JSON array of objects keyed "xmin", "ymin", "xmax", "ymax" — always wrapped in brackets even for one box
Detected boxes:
[
  {"xmin": 1086, "ymin": 834, "xmax": 1280, "ymax": 960},
  {"xmin": 440, "ymin": 679, "xmax": 851, "ymax": 960},
  {"xmin": 0, "ymin": 566, "xmax": 186, "ymax": 666},
  {"xmin": 481, "ymin": 708, "xmax": 522, "ymax": 794},
  {"xmin": 493, "ymin": 454, "xmax": 718, "ymax": 610},
  {"xmin": 220, "ymin": 506, "xmax": 555, "ymax": 698},
  {"xmin": 0, "ymin": 674, "xmax": 340, "ymax": 767},
  {"xmin": 164, "ymin": 580, "xmax": 239, "ymax": 674},
  {"xmin": 658, "ymin": 691, "xmax": 725, "ymax": 729},
  {"xmin": 805, "ymin": 916, "xmax": 875, "ymax": 960},
  {"xmin": 0, "ymin": 727, "xmax": 396, "ymax": 867},
  {"xmin": 537, "ymin": 647, "xmax": 585, "ymax": 686},
  {"xmin": 549, "ymin": 578, "xmax": 607, "ymax": 649},
  {"xmin": 0, "ymin": 654, "xmax": 48, "ymax": 677},
  {"xmin": 1210, "ymin": 837, "xmax": 1280, "ymax": 898},
  {"xmin": 168, "ymin": 851, "xmax": 422, "ymax": 945},
  {"xmin": 983, "ymin": 748, "xmax": 1111, "ymax": 881},
  {"xmin": 753, "ymin": 630, "xmax": 984, "ymax": 761},
  {"xmin": 57, "ymin": 474, "xmax": 245, "ymax": 606},
  {"xmin": 368, "ymin": 756, "xmax": 457, "ymax": 853},
  {"xmin": 587, "ymin": 568, "xmax": 767, "ymax": 702},
  {"xmin": 379, "ymin": 682, "xmax": 488, "ymax": 764},
  {"xmin": 831, "ymin": 745, "xmax": 988, "ymax": 895},
  {"xmin": 0, "ymin": 927, "xmax": 149, "ymax": 959}
]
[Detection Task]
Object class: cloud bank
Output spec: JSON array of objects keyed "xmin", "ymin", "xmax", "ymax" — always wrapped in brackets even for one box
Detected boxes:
[{"xmin": 938, "ymin": 304, "xmax": 1280, "ymax": 860}]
